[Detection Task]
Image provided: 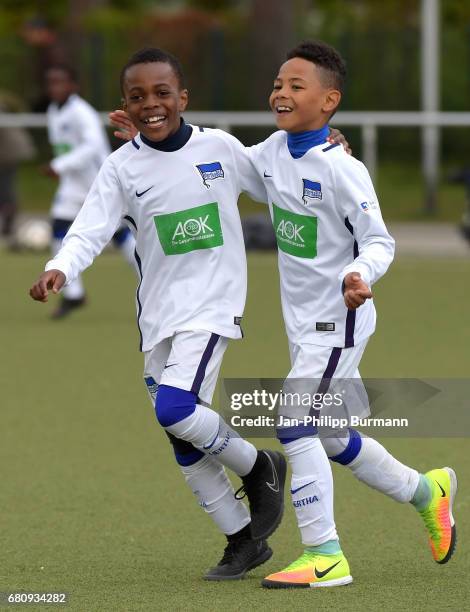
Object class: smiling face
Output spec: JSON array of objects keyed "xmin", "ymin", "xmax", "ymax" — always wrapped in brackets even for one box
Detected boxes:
[
  {"xmin": 122, "ymin": 61, "xmax": 188, "ymax": 141},
  {"xmin": 269, "ymin": 57, "xmax": 341, "ymax": 133}
]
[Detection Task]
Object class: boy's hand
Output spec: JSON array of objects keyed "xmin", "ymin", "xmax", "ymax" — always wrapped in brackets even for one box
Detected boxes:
[
  {"xmin": 328, "ymin": 128, "xmax": 352, "ymax": 155},
  {"xmin": 29, "ymin": 270, "xmax": 66, "ymax": 303},
  {"xmin": 343, "ymin": 272, "xmax": 372, "ymax": 309},
  {"xmin": 109, "ymin": 109, "xmax": 137, "ymax": 142},
  {"xmin": 40, "ymin": 164, "xmax": 59, "ymax": 179}
]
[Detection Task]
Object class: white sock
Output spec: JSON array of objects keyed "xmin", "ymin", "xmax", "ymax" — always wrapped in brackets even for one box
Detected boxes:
[
  {"xmin": 181, "ymin": 455, "xmax": 250, "ymax": 535},
  {"xmin": 323, "ymin": 433, "xmax": 420, "ymax": 503},
  {"xmin": 283, "ymin": 437, "xmax": 338, "ymax": 546},
  {"xmin": 165, "ymin": 404, "xmax": 257, "ymax": 477}
]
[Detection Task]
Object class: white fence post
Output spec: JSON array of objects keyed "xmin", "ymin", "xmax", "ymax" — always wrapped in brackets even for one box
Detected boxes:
[
  {"xmin": 361, "ymin": 124, "xmax": 377, "ymax": 182},
  {"xmin": 421, "ymin": 0, "xmax": 440, "ymax": 214}
]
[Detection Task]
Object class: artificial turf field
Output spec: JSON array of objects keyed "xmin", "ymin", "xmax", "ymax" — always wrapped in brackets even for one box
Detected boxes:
[{"xmin": 1, "ymin": 250, "xmax": 469, "ymax": 612}]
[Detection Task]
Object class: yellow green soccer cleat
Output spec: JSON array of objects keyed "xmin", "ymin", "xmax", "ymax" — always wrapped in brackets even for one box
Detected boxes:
[
  {"xmin": 419, "ymin": 467, "xmax": 457, "ymax": 564},
  {"xmin": 262, "ymin": 551, "xmax": 352, "ymax": 589}
]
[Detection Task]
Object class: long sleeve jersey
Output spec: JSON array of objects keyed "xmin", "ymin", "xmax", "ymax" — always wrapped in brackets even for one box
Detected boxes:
[
  {"xmin": 45, "ymin": 124, "xmax": 266, "ymax": 351},
  {"xmin": 248, "ymin": 130, "xmax": 395, "ymax": 348}
]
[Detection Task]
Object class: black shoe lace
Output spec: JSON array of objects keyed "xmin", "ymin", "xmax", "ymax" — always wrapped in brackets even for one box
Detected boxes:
[
  {"xmin": 234, "ymin": 485, "xmax": 246, "ymax": 500},
  {"xmin": 235, "ymin": 476, "xmax": 263, "ymax": 511}
]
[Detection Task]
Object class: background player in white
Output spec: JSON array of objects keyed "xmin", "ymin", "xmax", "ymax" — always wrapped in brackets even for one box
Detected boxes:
[
  {"xmin": 30, "ymin": 49, "xmax": 287, "ymax": 581},
  {"xmin": 44, "ymin": 65, "xmax": 136, "ymax": 318}
]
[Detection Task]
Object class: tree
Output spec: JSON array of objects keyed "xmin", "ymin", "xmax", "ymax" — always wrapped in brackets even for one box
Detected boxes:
[{"xmin": 250, "ymin": 0, "xmax": 294, "ymax": 108}]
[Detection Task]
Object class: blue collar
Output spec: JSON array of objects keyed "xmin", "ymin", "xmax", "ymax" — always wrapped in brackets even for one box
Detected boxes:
[
  {"xmin": 140, "ymin": 118, "xmax": 192, "ymax": 151},
  {"xmin": 287, "ymin": 125, "xmax": 330, "ymax": 159}
]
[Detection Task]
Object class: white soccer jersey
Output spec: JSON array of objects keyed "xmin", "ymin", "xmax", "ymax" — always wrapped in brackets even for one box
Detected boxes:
[
  {"xmin": 248, "ymin": 131, "xmax": 395, "ymax": 348},
  {"xmin": 45, "ymin": 125, "xmax": 266, "ymax": 351},
  {"xmin": 47, "ymin": 94, "xmax": 111, "ymax": 220}
]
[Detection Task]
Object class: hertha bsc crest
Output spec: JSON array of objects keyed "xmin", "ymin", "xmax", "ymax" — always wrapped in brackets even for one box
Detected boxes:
[
  {"xmin": 302, "ymin": 179, "xmax": 322, "ymax": 205},
  {"xmin": 196, "ymin": 161, "xmax": 224, "ymax": 188}
]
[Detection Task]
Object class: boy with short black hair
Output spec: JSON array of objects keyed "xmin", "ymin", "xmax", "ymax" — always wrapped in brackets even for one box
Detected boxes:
[
  {"xmin": 31, "ymin": 48, "xmax": 287, "ymax": 581},
  {"xmin": 248, "ymin": 39, "xmax": 457, "ymax": 588}
]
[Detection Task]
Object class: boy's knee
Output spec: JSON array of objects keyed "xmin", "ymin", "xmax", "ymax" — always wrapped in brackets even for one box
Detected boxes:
[
  {"xmin": 165, "ymin": 431, "xmax": 204, "ymax": 466},
  {"xmin": 326, "ymin": 428, "xmax": 362, "ymax": 464},
  {"xmin": 155, "ymin": 384, "xmax": 197, "ymax": 428}
]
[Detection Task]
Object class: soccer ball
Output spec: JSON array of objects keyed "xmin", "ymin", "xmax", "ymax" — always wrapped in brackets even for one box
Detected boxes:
[{"xmin": 16, "ymin": 219, "xmax": 51, "ymax": 251}]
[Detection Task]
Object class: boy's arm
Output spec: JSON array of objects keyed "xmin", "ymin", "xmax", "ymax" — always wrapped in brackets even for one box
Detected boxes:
[
  {"xmin": 335, "ymin": 158, "xmax": 395, "ymax": 293},
  {"xmin": 328, "ymin": 127, "xmax": 352, "ymax": 155},
  {"xmin": 225, "ymin": 134, "xmax": 268, "ymax": 204},
  {"xmin": 50, "ymin": 108, "xmax": 106, "ymax": 175},
  {"xmin": 30, "ymin": 157, "xmax": 128, "ymax": 301}
]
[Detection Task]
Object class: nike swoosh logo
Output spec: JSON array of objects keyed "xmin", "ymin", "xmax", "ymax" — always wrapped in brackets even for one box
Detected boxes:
[
  {"xmin": 136, "ymin": 186, "xmax": 153, "ymax": 197},
  {"xmin": 263, "ymin": 171, "xmax": 272, "ymax": 178},
  {"xmin": 291, "ymin": 481, "xmax": 316, "ymax": 495},
  {"xmin": 203, "ymin": 425, "xmax": 221, "ymax": 450},
  {"xmin": 163, "ymin": 363, "xmax": 178, "ymax": 370},
  {"xmin": 314, "ymin": 560, "xmax": 341, "ymax": 579},
  {"xmin": 436, "ymin": 480, "xmax": 446, "ymax": 497},
  {"xmin": 264, "ymin": 451, "xmax": 279, "ymax": 493}
]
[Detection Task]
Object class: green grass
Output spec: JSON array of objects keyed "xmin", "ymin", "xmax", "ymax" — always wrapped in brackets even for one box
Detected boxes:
[
  {"xmin": 1, "ymin": 251, "xmax": 469, "ymax": 611},
  {"xmin": 17, "ymin": 163, "xmax": 57, "ymax": 215},
  {"xmin": 18, "ymin": 160, "xmax": 468, "ymax": 223}
]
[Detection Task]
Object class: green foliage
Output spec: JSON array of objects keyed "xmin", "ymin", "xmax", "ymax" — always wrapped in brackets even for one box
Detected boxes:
[
  {"xmin": 0, "ymin": 0, "xmax": 68, "ymax": 27},
  {"xmin": 82, "ymin": 6, "xmax": 141, "ymax": 31},
  {"xmin": 1, "ymin": 0, "xmax": 470, "ymax": 161},
  {"xmin": 188, "ymin": 0, "xmax": 239, "ymax": 10}
]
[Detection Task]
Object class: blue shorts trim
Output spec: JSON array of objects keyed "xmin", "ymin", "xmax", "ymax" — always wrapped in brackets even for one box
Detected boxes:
[
  {"xmin": 190, "ymin": 333, "xmax": 220, "ymax": 395},
  {"xmin": 51, "ymin": 218, "xmax": 72, "ymax": 240},
  {"xmin": 112, "ymin": 226, "xmax": 131, "ymax": 246}
]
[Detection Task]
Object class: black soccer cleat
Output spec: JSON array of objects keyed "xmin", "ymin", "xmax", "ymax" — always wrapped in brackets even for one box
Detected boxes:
[
  {"xmin": 236, "ymin": 450, "xmax": 287, "ymax": 541},
  {"xmin": 204, "ymin": 538, "xmax": 272, "ymax": 581},
  {"xmin": 51, "ymin": 296, "xmax": 86, "ymax": 320}
]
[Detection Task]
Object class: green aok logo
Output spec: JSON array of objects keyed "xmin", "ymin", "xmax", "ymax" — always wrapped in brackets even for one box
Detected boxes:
[
  {"xmin": 272, "ymin": 203, "xmax": 317, "ymax": 258},
  {"xmin": 53, "ymin": 143, "xmax": 72, "ymax": 156},
  {"xmin": 154, "ymin": 202, "xmax": 224, "ymax": 255}
]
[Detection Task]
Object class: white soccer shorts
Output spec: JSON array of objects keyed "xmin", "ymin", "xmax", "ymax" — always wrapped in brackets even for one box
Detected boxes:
[
  {"xmin": 278, "ymin": 338, "xmax": 371, "ymax": 428},
  {"xmin": 143, "ymin": 330, "xmax": 228, "ymax": 406}
]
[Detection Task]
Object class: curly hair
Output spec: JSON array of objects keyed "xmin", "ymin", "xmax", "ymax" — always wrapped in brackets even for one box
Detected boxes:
[{"xmin": 286, "ymin": 40, "xmax": 346, "ymax": 93}]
